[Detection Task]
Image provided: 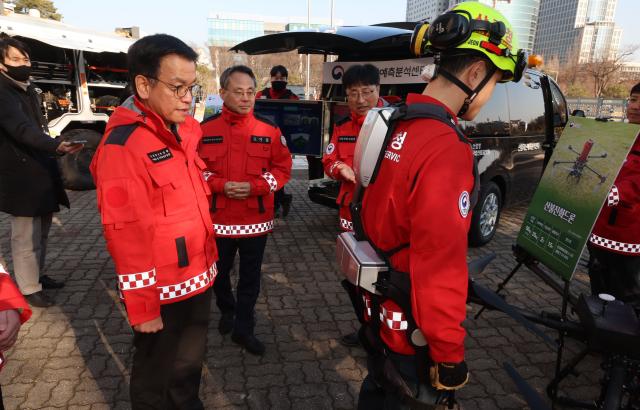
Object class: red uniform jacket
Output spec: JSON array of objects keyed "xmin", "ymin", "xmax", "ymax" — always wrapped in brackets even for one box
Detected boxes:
[
  {"xmin": 322, "ymin": 99, "xmax": 386, "ymax": 231},
  {"xmin": 0, "ymin": 264, "xmax": 32, "ymax": 371},
  {"xmin": 199, "ymin": 106, "xmax": 292, "ymax": 238},
  {"xmin": 0, "ymin": 264, "xmax": 31, "ymax": 324},
  {"xmin": 90, "ymin": 97, "xmax": 218, "ymax": 326},
  {"xmin": 360, "ymin": 94, "xmax": 475, "ymax": 363},
  {"xmin": 590, "ymin": 137, "xmax": 640, "ymax": 254},
  {"xmin": 255, "ymin": 87, "xmax": 300, "ymax": 100}
]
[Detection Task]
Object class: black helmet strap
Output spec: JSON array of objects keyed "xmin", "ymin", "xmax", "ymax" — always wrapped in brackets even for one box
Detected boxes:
[{"xmin": 437, "ymin": 64, "xmax": 497, "ymax": 117}]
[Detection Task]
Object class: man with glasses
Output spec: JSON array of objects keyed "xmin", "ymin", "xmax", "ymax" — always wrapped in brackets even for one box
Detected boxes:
[
  {"xmin": 199, "ymin": 65, "xmax": 291, "ymax": 356},
  {"xmin": 90, "ymin": 34, "xmax": 218, "ymax": 409},
  {"xmin": 322, "ymin": 64, "xmax": 386, "ymax": 347}
]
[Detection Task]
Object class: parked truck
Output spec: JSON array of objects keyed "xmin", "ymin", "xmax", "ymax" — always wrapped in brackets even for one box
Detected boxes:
[{"xmin": 0, "ymin": 11, "xmax": 134, "ymax": 190}]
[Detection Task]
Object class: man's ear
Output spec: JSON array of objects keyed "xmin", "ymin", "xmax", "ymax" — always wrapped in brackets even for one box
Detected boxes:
[
  {"xmin": 463, "ymin": 60, "xmax": 488, "ymax": 89},
  {"xmin": 134, "ymin": 75, "xmax": 151, "ymax": 100}
]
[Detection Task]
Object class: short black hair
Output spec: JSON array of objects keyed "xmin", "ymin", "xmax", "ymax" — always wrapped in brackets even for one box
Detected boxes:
[
  {"xmin": 127, "ymin": 34, "xmax": 198, "ymax": 95},
  {"xmin": 342, "ymin": 64, "xmax": 380, "ymax": 89},
  {"xmin": 438, "ymin": 51, "xmax": 491, "ymax": 77},
  {"xmin": 220, "ymin": 65, "xmax": 257, "ymax": 89},
  {"xmin": 0, "ymin": 35, "xmax": 31, "ymax": 60},
  {"xmin": 631, "ymin": 82, "xmax": 640, "ymax": 96},
  {"xmin": 270, "ymin": 65, "xmax": 288, "ymax": 78}
]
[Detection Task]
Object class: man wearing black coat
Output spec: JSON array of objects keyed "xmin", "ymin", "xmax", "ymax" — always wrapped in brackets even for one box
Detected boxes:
[{"xmin": 0, "ymin": 37, "xmax": 81, "ymax": 307}]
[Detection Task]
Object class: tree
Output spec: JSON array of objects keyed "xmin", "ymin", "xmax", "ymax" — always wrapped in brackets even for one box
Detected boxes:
[
  {"xmin": 565, "ymin": 83, "xmax": 590, "ymax": 98},
  {"xmin": 602, "ymin": 83, "xmax": 629, "ymax": 98},
  {"xmin": 583, "ymin": 44, "xmax": 639, "ymax": 98},
  {"xmin": 13, "ymin": 0, "xmax": 61, "ymax": 20}
]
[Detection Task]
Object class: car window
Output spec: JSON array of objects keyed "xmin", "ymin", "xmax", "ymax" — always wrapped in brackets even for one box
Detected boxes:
[
  {"xmin": 506, "ymin": 74, "xmax": 546, "ymax": 136},
  {"xmin": 549, "ymin": 80, "xmax": 568, "ymax": 126},
  {"xmin": 459, "ymin": 85, "xmax": 510, "ymax": 137}
]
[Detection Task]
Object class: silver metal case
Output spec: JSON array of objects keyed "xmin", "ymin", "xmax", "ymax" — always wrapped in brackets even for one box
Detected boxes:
[
  {"xmin": 353, "ymin": 107, "xmax": 397, "ymax": 187},
  {"xmin": 336, "ymin": 231, "xmax": 388, "ymax": 294}
]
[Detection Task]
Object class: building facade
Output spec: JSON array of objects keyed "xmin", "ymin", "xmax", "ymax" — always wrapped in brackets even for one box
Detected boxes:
[
  {"xmin": 534, "ymin": 0, "xmax": 622, "ymax": 64},
  {"xmin": 405, "ymin": 0, "xmax": 450, "ymax": 22},
  {"xmin": 445, "ymin": 0, "xmax": 540, "ymax": 53}
]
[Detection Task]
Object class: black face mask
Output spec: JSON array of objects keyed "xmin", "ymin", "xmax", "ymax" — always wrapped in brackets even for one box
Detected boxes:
[
  {"xmin": 271, "ymin": 80, "xmax": 287, "ymax": 92},
  {"xmin": 5, "ymin": 65, "xmax": 31, "ymax": 82}
]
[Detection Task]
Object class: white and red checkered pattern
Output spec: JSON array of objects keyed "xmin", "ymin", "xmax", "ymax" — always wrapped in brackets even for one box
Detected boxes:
[
  {"xmin": 118, "ymin": 269, "xmax": 156, "ymax": 291},
  {"xmin": 340, "ymin": 218, "xmax": 353, "ymax": 231},
  {"xmin": 607, "ymin": 185, "xmax": 620, "ymax": 206},
  {"xmin": 261, "ymin": 172, "xmax": 278, "ymax": 193},
  {"xmin": 379, "ymin": 306, "xmax": 408, "ymax": 331},
  {"xmin": 589, "ymin": 233, "xmax": 640, "ymax": 254},
  {"xmin": 159, "ymin": 263, "xmax": 217, "ymax": 301},
  {"xmin": 329, "ymin": 161, "xmax": 343, "ymax": 177},
  {"xmin": 362, "ymin": 294, "xmax": 372, "ymax": 319},
  {"xmin": 214, "ymin": 221, "xmax": 274, "ymax": 236}
]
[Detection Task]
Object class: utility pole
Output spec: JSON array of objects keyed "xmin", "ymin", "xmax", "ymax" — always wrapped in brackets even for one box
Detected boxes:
[{"xmin": 305, "ymin": 0, "xmax": 311, "ymax": 99}]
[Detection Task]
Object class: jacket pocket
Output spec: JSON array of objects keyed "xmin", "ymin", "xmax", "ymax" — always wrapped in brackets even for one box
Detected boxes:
[
  {"xmin": 146, "ymin": 161, "xmax": 192, "ymax": 217},
  {"xmin": 246, "ymin": 143, "xmax": 271, "ymax": 175}
]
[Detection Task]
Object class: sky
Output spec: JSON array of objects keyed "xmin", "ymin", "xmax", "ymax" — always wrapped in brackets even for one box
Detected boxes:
[{"xmin": 54, "ymin": 0, "xmax": 640, "ymax": 60}]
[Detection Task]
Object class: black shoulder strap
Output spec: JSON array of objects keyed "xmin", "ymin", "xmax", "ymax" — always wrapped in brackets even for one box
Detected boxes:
[
  {"xmin": 105, "ymin": 123, "xmax": 138, "ymax": 146},
  {"xmin": 261, "ymin": 87, "xmax": 271, "ymax": 99},
  {"xmin": 353, "ymin": 102, "xmax": 480, "ymax": 261},
  {"xmin": 280, "ymin": 89, "xmax": 294, "ymax": 99}
]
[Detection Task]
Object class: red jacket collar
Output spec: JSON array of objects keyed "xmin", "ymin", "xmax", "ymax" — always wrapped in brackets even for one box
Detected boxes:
[
  {"xmin": 221, "ymin": 104, "xmax": 253, "ymax": 126},
  {"xmin": 406, "ymin": 93, "xmax": 459, "ymax": 124}
]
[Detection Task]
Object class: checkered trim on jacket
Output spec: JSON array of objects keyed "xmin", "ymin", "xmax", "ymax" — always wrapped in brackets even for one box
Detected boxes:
[
  {"xmin": 379, "ymin": 306, "xmax": 408, "ymax": 331},
  {"xmin": 118, "ymin": 269, "xmax": 156, "ymax": 291},
  {"xmin": 340, "ymin": 218, "xmax": 353, "ymax": 231},
  {"xmin": 214, "ymin": 221, "xmax": 274, "ymax": 236},
  {"xmin": 589, "ymin": 233, "xmax": 640, "ymax": 254},
  {"xmin": 261, "ymin": 172, "xmax": 278, "ymax": 193},
  {"xmin": 607, "ymin": 185, "xmax": 619, "ymax": 206},
  {"xmin": 159, "ymin": 263, "xmax": 217, "ymax": 301}
]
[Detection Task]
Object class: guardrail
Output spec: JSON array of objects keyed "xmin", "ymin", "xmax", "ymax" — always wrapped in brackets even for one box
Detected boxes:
[{"xmin": 566, "ymin": 97, "xmax": 628, "ymax": 120}]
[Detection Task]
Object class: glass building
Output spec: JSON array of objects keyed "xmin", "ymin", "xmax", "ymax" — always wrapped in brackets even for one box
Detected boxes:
[
  {"xmin": 534, "ymin": 0, "xmax": 622, "ymax": 64},
  {"xmin": 446, "ymin": 0, "xmax": 541, "ymax": 53}
]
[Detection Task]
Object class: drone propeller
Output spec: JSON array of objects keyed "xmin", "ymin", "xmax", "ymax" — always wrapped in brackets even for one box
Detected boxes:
[
  {"xmin": 504, "ymin": 362, "xmax": 551, "ymax": 410},
  {"xmin": 468, "ymin": 279, "xmax": 558, "ymax": 349}
]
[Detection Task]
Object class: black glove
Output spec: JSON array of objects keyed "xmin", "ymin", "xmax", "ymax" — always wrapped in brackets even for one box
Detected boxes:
[{"xmin": 430, "ymin": 361, "xmax": 469, "ymax": 390}]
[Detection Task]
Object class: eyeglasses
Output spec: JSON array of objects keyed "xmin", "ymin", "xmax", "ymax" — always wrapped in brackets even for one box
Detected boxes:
[
  {"xmin": 148, "ymin": 77, "xmax": 200, "ymax": 98},
  {"xmin": 347, "ymin": 88, "xmax": 377, "ymax": 100},
  {"xmin": 229, "ymin": 90, "xmax": 256, "ymax": 98}
]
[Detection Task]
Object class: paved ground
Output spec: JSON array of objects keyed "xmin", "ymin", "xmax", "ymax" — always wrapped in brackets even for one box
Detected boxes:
[{"xmin": 0, "ymin": 173, "xmax": 604, "ymax": 409}]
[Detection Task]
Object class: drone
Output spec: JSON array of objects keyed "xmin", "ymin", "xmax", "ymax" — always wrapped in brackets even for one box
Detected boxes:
[
  {"xmin": 552, "ymin": 139, "xmax": 608, "ymax": 184},
  {"xmin": 468, "ymin": 248, "xmax": 640, "ymax": 410}
]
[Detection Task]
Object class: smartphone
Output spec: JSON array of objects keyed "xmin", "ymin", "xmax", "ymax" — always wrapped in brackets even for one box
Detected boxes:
[{"xmin": 69, "ymin": 139, "xmax": 87, "ymax": 145}]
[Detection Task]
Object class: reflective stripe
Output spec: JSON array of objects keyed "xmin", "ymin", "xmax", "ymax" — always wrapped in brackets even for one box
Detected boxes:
[
  {"xmin": 340, "ymin": 218, "xmax": 353, "ymax": 231},
  {"xmin": 379, "ymin": 306, "xmax": 408, "ymax": 331},
  {"xmin": 261, "ymin": 172, "xmax": 278, "ymax": 193},
  {"xmin": 214, "ymin": 221, "xmax": 274, "ymax": 236},
  {"xmin": 0, "ymin": 264, "xmax": 6, "ymax": 274},
  {"xmin": 589, "ymin": 233, "xmax": 640, "ymax": 254},
  {"xmin": 607, "ymin": 185, "xmax": 619, "ymax": 206},
  {"xmin": 159, "ymin": 263, "xmax": 217, "ymax": 301},
  {"xmin": 118, "ymin": 269, "xmax": 156, "ymax": 291}
]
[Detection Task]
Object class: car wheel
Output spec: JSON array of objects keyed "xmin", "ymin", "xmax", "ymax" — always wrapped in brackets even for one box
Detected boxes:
[
  {"xmin": 58, "ymin": 129, "xmax": 102, "ymax": 191},
  {"xmin": 468, "ymin": 181, "xmax": 502, "ymax": 247}
]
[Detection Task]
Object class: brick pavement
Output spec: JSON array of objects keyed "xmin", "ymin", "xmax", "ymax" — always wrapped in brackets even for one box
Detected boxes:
[{"xmin": 0, "ymin": 174, "xmax": 604, "ymax": 409}]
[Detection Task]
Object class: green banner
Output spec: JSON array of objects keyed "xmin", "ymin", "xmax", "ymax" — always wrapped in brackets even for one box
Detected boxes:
[{"xmin": 516, "ymin": 117, "xmax": 640, "ymax": 281}]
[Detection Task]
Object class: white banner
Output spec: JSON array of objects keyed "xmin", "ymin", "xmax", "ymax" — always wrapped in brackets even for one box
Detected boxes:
[{"xmin": 322, "ymin": 58, "xmax": 434, "ymax": 85}]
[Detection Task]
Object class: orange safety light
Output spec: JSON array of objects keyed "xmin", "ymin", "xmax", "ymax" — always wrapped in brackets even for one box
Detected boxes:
[{"xmin": 528, "ymin": 54, "xmax": 543, "ymax": 68}]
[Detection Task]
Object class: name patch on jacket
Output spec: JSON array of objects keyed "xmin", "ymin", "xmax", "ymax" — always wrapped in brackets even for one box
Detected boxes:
[
  {"xmin": 147, "ymin": 148, "xmax": 173, "ymax": 163},
  {"xmin": 251, "ymin": 136, "xmax": 271, "ymax": 144},
  {"xmin": 202, "ymin": 136, "xmax": 224, "ymax": 144},
  {"xmin": 338, "ymin": 136, "xmax": 357, "ymax": 143}
]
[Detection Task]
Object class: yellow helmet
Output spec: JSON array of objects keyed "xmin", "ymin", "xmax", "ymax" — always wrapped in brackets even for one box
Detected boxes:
[{"xmin": 410, "ymin": 1, "xmax": 526, "ymax": 82}]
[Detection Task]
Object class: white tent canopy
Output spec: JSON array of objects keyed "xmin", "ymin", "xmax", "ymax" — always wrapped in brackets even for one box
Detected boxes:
[{"xmin": 0, "ymin": 13, "xmax": 134, "ymax": 53}]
